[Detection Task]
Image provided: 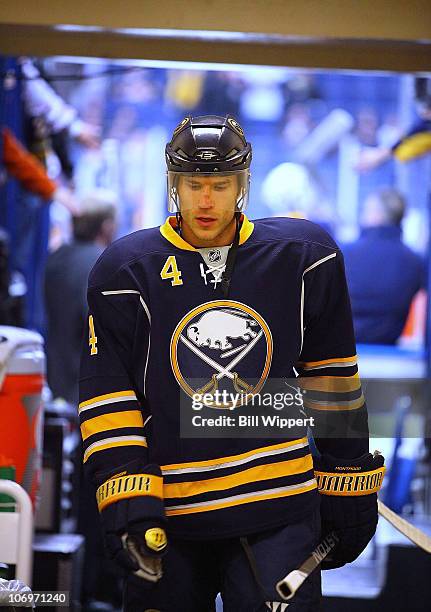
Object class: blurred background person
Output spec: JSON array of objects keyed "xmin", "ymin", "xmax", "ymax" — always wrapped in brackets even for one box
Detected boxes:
[
  {"xmin": 44, "ymin": 189, "xmax": 119, "ymax": 612},
  {"xmin": 1, "ymin": 124, "xmax": 79, "ymax": 326},
  {"xmin": 1, "ymin": 57, "xmax": 102, "ymax": 332},
  {"xmin": 355, "ymin": 77, "xmax": 431, "ymax": 173},
  {"xmin": 343, "ymin": 187, "xmax": 425, "ymax": 344},
  {"xmin": 1, "ymin": 124, "xmax": 78, "ymax": 213},
  {"xmin": 44, "ymin": 189, "xmax": 117, "ymax": 405},
  {"xmin": 21, "ymin": 57, "xmax": 101, "ymax": 151}
]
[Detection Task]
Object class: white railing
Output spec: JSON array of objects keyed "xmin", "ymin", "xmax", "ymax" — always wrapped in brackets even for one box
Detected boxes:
[{"xmin": 0, "ymin": 480, "xmax": 33, "ymax": 585}]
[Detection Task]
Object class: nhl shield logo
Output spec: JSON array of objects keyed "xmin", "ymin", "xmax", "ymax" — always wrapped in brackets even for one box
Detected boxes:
[
  {"xmin": 170, "ymin": 300, "xmax": 273, "ymax": 408},
  {"xmin": 208, "ymin": 249, "xmax": 222, "ymax": 263}
]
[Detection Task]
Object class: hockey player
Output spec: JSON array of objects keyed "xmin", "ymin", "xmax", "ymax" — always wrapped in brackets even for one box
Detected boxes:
[{"xmin": 79, "ymin": 115, "xmax": 385, "ymax": 611}]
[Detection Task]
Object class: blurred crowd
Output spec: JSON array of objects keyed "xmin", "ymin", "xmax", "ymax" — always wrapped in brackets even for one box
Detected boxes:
[
  {"xmin": 1, "ymin": 56, "xmax": 430, "ymax": 611},
  {"xmin": 1, "ymin": 57, "xmax": 430, "ymax": 348}
]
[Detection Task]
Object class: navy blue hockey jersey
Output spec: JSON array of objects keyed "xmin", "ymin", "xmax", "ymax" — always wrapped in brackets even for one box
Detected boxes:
[{"xmin": 79, "ymin": 216, "xmax": 369, "ymax": 539}]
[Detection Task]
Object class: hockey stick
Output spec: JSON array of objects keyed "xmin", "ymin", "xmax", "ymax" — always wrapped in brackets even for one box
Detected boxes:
[
  {"xmin": 276, "ymin": 532, "xmax": 339, "ymax": 601},
  {"xmin": 276, "ymin": 503, "xmax": 431, "ymax": 602},
  {"xmin": 378, "ymin": 500, "xmax": 431, "ymax": 554}
]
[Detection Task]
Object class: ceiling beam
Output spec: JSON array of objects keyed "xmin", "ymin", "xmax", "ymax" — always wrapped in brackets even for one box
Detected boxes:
[
  {"xmin": 0, "ymin": 25, "xmax": 430, "ymax": 73},
  {"xmin": 0, "ymin": 1, "xmax": 430, "ymax": 72},
  {"xmin": 0, "ymin": 0, "xmax": 430, "ymax": 42}
]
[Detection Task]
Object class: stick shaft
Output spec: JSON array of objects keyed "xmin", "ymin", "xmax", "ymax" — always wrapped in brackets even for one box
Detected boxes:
[
  {"xmin": 378, "ymin": 500, "xmax": 431, "ymax": 554},
  {"xmin": 276, "ymin": 532, "xmax": 338, "ymax": 601},
  {"xmin": 277, "ymin": 501, "xmax": 431, "ymax": 603}
]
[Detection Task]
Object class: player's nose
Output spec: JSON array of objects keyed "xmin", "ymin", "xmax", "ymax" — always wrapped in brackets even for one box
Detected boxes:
[{"xmin": 199, "ymin": 185, "xmax": 213, "ymax": 207}]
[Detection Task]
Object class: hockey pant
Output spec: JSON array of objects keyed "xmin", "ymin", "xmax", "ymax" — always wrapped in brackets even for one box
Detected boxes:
[{"xmin": 123, "ymin": 509, "xmax": 321, "ymax": 612}]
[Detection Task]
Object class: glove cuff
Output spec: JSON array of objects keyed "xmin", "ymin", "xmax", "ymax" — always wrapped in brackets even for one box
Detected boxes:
[
  {"xmin": 314, "ymin": 451, "xmax": 385, "ymax": 497},
  {"xmin": 95, "ymin": 460, "xmax": 165, "ymax": 533},
  {"xmin": 96, "ymin": 471, "xmax": 163, "ymax": 512}
]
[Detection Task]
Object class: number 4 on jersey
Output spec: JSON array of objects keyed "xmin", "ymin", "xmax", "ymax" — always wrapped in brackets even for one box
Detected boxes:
[
  {"xmin": 88, "ymin": 314, "xmax": 98, "ymax": 355},
  {"xmin": 160, "ymin": 255, "xmax": 183, "ymax": 286}
]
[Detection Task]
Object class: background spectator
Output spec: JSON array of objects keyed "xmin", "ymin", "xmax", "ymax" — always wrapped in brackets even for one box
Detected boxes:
[
  {"xmin": 343, "ymin": 187, "xmax": 425, "ymax": 344},
  {"xmin": 44, "ymin": 189, "xmax": 117, "ymax": 404},
  {"xmin": 1, "ymin": 125, "xmax": 78, "ymax": 212}
]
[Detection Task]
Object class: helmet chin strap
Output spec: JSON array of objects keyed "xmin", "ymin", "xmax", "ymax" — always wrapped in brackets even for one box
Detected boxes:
[
  {"xmin": 220, "ymin": 212, "xmax": 242, "ymax": 298},
  {"xmin": 175, "ymin": 211, "xmax": 183, "ymax": 237}
]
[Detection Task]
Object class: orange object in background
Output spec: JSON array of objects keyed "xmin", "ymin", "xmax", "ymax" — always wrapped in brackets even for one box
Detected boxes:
[
  {"xmin": 0, "ymin": 327, "xmax": 45, "ymax": 507},
  {"xmin": 400, "ymin": 289, "xmax": 427, "ymax": 346}
]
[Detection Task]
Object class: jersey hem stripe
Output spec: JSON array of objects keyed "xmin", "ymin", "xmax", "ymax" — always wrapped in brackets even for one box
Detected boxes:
[
  {"xmin": 161, "ymin": 438, "xmax": 308, "ymax": 475},
  {"xmin": 165, "ymin": 479, "xmax": 317, "ymax": 515}
]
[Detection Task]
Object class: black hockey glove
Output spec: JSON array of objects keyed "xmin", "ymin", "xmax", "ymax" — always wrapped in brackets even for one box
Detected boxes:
[
  {"xmin": 95, "ymin": 460, "xmax": 167, "ymax": 582},
  {"xmin": 314, "ymin": 451, "xmax": 385, "ymax": 570}
]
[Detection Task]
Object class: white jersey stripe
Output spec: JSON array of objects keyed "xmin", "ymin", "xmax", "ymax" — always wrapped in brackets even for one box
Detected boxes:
[
  {"xmin": 162, "ymin": 440, "xmax": 309, "ymax": 476},
  {"xmin": 84, "ymin": 435, "xmax": 147, "ymax": 457},
  {"xmin": 300, "ymin": 252, "xmax": 337, "ymax": 353},
  {"xmin": 100, "ymin": 289, "xmax": 151, "ymax": 397},
  {"xmin": 101, "ymin": 290, "xmax": 151, "ymax": 324},
  {"xmin": 101, "ymin": 290, "xmax": 140, "ymax": 295},
  {"xmin": 165, "ymin": 478, "xmax": 317, "ymax": 510},
  {"xmin": 78, "ymin": 393, "xmax": 137, "ymax": 413},
  {"xmin": 300, "ymin": 360, "xmax": 357, "ymax": 371}
]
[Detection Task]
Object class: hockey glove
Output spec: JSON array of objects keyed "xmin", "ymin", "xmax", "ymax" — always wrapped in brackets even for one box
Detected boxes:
[
  {"xmin": 95, "ymin": 460, "xmax": 167, "ymax": 582},
  {"xmin": 314, "ymin": 451, "xmax": 385, "ymax": 569}
]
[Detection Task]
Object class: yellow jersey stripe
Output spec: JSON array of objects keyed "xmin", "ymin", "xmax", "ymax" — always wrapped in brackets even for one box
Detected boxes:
[
  {"xmin": 164, "ymin": 454, "xmax": 313, "ymax": 499},
  {"xmin": 83, "ymin": 436, "xmax": 147, "ymax": 463},
  {"xmin": 298, "ymin": 355, "xmax": 357, "ymax": 368},
  {"xmin": 299, "ymin": 374, "xmax": 361, "ymax": 392},
  {"xmin": 161, "ymin": 437, "xmax": 308, "ymax": 474},
  {"xmin": 80, "ymin": 410, "xmax": 144, "ymax": 441},
  {"xmin": 79, "ymin": 390, "xmax": 137, "ymax": 413},
  {"xmin": 165, "ymin": 479, "xmax": 317, "ymax": 516}
]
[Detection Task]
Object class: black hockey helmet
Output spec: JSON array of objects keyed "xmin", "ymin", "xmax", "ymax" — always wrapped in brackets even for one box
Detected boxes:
[
  {"xmin": 166, "ymin": 115, "xmax": 252, "ymax": 172},
  {"xmin": 165, "ymin": 115, "xmax": 252, "ymax": 212}
]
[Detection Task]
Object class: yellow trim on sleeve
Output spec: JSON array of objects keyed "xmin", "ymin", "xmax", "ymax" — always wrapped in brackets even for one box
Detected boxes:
[
  {"xmin": 299, "ymin": 374, "xmax": 361, "ymax": 393},
  {"xmin": 80, "ymin": 410, "xmax": 144, "ymax": 441},
  {"xmin": 304, "ymin": 395, "xmax": 365, "ymax": 412},
  {"xmin": 83, "ymin": 438, "xmax": 147, "ymax": 463},
  {"xmin": 297, "ymin": 355, "xmax": 357, "ymax": 368},
  {"xmin": 79, "ymin": 390, "xmax": 137, "ymax": 411}
]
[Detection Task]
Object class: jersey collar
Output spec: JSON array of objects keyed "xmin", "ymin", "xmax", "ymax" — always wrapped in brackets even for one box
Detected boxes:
[{"xmin": 159, "ymin": 214, "xmax": 254, "ymax": 251}]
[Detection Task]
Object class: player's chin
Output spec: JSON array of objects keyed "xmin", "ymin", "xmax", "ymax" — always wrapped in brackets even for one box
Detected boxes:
[{"xmin": 192, "ymin": 223, "xmax": 221, "ymax": 240}]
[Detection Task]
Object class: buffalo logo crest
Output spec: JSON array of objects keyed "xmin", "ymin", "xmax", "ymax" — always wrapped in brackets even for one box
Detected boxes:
[{"xmin": 170, "ymin": 300, "xmax": 273, "ymax": 408}]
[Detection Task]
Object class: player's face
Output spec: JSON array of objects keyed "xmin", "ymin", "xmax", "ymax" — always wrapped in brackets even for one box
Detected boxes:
[{"xmin": 177, "ymin": 175, "xmax": 238, "ymax": 247}]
